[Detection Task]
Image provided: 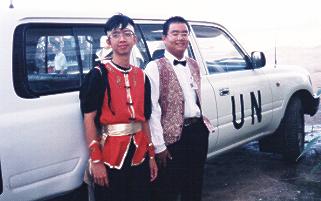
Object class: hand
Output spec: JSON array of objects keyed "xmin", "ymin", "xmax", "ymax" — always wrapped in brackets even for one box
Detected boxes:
[
  {"xmin": 91, "ymin": 162, "xmax": 109, "ymax": 187},
  {"xmin": 149, "ymin": 158, "xmax": 158, "ymax": 182},
  {"xmin": 156, "ymin": 149, "xmax": 172, "ymax": 168}
]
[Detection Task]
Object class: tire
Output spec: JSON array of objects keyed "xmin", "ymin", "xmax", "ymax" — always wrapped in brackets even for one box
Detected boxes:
[
  {"xmin": 281, "ymin": 96, "xmax": 305, "ymax": 162},
  {"xmin": 259, "ymin": 96, "xmax": 305, "ymax": 162}
]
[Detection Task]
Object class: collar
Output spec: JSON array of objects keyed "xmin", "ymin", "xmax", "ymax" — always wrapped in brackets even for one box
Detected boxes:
[
  {"xmin": 108, "ymin": 60, "xmax": 132, "ymax": 73},
  {"xmin": 164, "ymin": 50, "xmax": 187, "ymax": 66}
]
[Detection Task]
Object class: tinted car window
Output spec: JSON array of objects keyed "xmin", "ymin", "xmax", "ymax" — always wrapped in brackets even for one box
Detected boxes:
[
  {"xmin": 192, "ymin": 25, "xmax": 247, "ymax": 74},
  {"xmin": 13, "ymin": 24, "xmax": 104, "ymax": 98}
]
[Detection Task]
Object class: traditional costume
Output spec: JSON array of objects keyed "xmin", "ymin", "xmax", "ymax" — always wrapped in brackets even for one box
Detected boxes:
[{"xmin": 80, "ymin": 60, "xmax": 154, "ymax": 201}]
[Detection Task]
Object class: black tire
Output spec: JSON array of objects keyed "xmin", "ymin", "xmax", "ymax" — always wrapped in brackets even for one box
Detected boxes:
[
  {"xmin": 281, "ymin": 96, "xmax": 305, "ymax": 162},
  {"xmin": 259, "ymin": 96, "xmax": 305, "ymax": 162}
]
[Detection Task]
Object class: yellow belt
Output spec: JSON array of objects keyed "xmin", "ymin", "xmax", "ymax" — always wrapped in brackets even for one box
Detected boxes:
[
  {"xmin": 100, "ymin": 122, "xmax": 142, "ymax": 147},
  {"xmin": 102, "ymin": 122, "xmax": 142, "ymax": 137}
]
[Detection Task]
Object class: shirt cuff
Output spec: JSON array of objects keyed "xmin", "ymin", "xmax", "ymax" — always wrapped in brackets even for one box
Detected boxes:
[{"xmin": 154, "ymin": 143, "xmax": 167, "ymax": 154}]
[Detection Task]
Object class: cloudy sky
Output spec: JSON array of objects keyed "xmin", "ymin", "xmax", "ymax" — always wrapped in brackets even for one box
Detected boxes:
[
  {"xmin": 170, "ymin": 0, "xmax": 321, "ymax": 50},
  {"xmin": 10, "ymin": 0, "xmax": 321, "ymax": 51}
]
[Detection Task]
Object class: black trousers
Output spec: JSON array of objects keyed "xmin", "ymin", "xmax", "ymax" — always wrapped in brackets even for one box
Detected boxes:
[
  {"xmin": 152, "ymin": 120, "xmax": 209, "ymax": 201},
  {"xmin": 94, "ymin": 140, "xmax": 150, "ymax": 201}
]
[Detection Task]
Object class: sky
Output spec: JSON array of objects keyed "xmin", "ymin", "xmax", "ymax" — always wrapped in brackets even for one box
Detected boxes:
[
  {"xmin": 179, "ymin": 0, "xmax": 321, "ymax": 50},
  {"xmin": 9, "ymin": 0, "xmax": 321, "ymax": 51}
]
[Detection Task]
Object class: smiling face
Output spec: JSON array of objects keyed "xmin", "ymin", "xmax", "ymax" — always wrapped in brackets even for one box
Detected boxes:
[{"xmin": 163, "ymin": 23, "xmax": 190, "ymax": 59}]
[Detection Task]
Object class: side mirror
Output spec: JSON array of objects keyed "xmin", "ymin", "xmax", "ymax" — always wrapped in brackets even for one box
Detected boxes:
[{"xmin": 251, "ymin": 51, "xmax": 266, "ymax": 68}]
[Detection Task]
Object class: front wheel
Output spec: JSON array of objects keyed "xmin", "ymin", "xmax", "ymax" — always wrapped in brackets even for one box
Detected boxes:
[
  {"xmin": 259, "ymin": 96, "xmax": 305, "ymax": 162},
  {"xmin": 281, "ymin": 96, "xmax": 305, "ymax": 162}
]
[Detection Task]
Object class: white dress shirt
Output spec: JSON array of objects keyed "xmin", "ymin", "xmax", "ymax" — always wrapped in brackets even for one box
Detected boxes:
[
  {"xmin": 144, "ymin": 50, "xmax": 201, "ymax": 153},
  {"xmin": 54, "ymin": 52, "xmax": 67, "ymax": 71}
]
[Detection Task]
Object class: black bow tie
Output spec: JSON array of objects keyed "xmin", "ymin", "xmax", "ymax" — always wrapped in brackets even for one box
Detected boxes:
[{"xmin": 173, "ymin": 59, "xmax": 187, "ymax": 66}]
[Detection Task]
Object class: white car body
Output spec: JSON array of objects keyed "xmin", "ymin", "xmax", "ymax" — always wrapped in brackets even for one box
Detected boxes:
[{"xmin": 0, "ymin": 2, "xmax": 319, "ymax": 201}]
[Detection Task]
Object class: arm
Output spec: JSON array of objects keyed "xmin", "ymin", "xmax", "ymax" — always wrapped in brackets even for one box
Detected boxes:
[
  {"xmin": 144, "ymin": 62, "xmax": 172, "ymax": 168},
  {"xmin": 143, "ymin": 74, "xmax": 158, "ymax": 181},
  {"xmin": 60, "ymin": 53, "xmax": 67, "ymax": 72},
  {"xmin": 80, "ymin": 68, "xmax": 108, "ymax": 186},
  {"xmin": 84, "ymin": 112, "xmax": 109, "ymax": 186},
  {"xmin": 142, "ymin": 121, "xmax": 158, "ymax": 182},
  {"xmin": 144, "ymin": 62, "xmax": 166, "ymax": 153}
]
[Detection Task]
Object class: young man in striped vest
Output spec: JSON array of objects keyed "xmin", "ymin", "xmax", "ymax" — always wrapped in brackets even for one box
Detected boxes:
[{"xmin": 145, "ymin": 16, "xmax": 213, "ymax": 201}]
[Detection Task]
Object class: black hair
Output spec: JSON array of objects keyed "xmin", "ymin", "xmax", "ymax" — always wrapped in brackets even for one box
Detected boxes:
[
  {"xmin": 163, "ymin": 16, "xmax": 191, "ymax": 36},
  {"xmin": 104, "ymin": 14, "xmax": 135, "ymax": 35}
]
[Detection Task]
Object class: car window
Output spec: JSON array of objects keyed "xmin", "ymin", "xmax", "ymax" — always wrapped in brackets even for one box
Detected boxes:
[
  {"xmin": 192, "ymin": 25, "xmax": 247, "ymax": 74},
  {"xmin": 14, "ymin": 23, "xmax": 200, "ymax": 98},
  {"xmin": 132, "ymin": 27, "xmax": 151, "ymax": 68},
  {"xmin": 14, "ymin": 24, "xmax": 105, "ymax": 98}
]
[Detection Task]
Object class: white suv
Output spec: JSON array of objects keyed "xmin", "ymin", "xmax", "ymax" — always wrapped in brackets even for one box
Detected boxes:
[{"xmin": 0, "ymin": 7, "xmax": 319, "ymax": 201}]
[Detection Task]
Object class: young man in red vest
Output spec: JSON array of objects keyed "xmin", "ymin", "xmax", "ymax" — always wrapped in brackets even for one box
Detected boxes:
[
  {"xmin": 145, "ymin": 16, "xmax": 213, "ymax": 201},
  {"xmin": 80, "ymin": 14, "xmax": 158, "ymax": 201}
]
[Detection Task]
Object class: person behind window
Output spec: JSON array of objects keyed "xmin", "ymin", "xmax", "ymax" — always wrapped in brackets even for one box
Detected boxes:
[
  {"xmin": 52, "ymin": 42, "xmax": 67, "ymax": 74},
  {"xmin": 79, "ymin": 14, "xmax": 158, "ymax": 201},
  {"xmin": 95, "ymin": 35, "xmax": 113, "ymax": 63}
]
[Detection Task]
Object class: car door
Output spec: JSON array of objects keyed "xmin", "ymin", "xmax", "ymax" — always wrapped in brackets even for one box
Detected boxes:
[{"xmin": 191, "ymin": 23, "xmax": 273, "ymax": 154}]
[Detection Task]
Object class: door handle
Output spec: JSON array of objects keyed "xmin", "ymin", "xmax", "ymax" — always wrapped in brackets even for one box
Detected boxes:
[{"xmin": 219, "ymin": 88, "xmax": 230, "ymax": 96}]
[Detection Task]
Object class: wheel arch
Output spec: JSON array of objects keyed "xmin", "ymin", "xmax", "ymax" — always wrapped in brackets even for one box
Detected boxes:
[{"xmin": 293, "ymin": 89, "xmax": 318, "ymax": 116}]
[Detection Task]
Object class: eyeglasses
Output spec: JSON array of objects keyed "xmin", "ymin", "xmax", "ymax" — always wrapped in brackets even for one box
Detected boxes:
[
  {"xmin": 109, "ymin": 30, "xmax": 135, "ymax": 40},
  {"xmin": 168, "ymin": 31, "xmax": 189, "ymax": 39}
]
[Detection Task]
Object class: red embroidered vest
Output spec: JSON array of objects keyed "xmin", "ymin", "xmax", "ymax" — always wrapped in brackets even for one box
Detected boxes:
[{"xmin": 99, "ymin": 63, "xmax": 149, "ymax": 169}]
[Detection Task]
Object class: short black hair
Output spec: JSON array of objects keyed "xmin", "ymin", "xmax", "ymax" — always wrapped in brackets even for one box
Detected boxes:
[
  {"xmin": 104, "ymin": 14, "xmax": 135, "ymax": 35},
  {"xmin": 163, "ymin": 16, "xmax": 190, "ymax": 36}
]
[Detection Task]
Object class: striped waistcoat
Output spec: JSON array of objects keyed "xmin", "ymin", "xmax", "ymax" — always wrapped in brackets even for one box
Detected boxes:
[{"xmin": 156, "ymin": 57, "xmax": 214, "ymax": 145}]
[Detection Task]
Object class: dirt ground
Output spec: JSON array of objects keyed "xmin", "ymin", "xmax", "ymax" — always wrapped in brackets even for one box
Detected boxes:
[
  {"xmin": 202, "ymin": 109, "xmax": 321, "ymax": 201},
  {"xmin": 52, "ymin": 108, "xmax": 321, "ymax": 201}
]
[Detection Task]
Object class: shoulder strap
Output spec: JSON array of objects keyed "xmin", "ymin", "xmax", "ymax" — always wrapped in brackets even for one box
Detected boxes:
[
  {"xmin": 97, "ymin": 62, "xmax": 115, "ymax": 115},
  {"xmin": 98, "ymin": 63, "xmax": 107, "ymax": 90}
]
